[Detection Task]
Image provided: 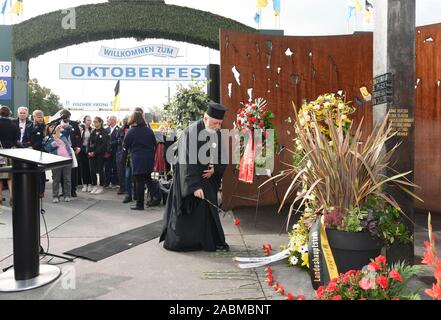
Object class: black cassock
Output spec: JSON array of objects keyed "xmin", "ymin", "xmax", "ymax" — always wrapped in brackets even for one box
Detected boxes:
[{"xmin": 160, "ymin": 120, "xmax": 228, "ymax": 252}]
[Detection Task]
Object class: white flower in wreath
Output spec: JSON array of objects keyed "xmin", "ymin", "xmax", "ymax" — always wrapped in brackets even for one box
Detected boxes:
[
  {"xmin": 290, "ymin": 256, "xmax": 299, "ymax": 266},
  {"xmin": 299, "ymin": 245, "xmax": 309, "ymax": 254},
  {"xmin": 292, "ymin": 224, "xmax": 300, "ymax": 230}
]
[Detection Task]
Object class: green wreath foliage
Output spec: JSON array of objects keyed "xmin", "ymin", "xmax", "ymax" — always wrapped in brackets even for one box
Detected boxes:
[{"xmin": 13, "ymin": 1, "xmax": 255, "ymax": 60}]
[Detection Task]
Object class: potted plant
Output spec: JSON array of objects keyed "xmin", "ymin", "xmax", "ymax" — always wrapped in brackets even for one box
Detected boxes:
[
  {"xmin": 271, "ymin": 93, "xmax": 421, "ymax": 275},
  {"xmin": 363, "ymin": 196, "xmax": 414, "ymax": 265}
]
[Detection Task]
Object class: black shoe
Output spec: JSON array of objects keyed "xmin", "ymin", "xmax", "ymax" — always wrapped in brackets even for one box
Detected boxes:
[
  {"xmin": 216, "ymin": 244, "xmax": 230, "ymax": 252},
  {"xmin": 117, "ymin": 189, "xmax": 126, "ymax": 195},
  {"xmin": 71, "ymin": 191, "xmax": 77, "ymax": 198},
  {"xmin": 123, "ymin": 196, "xmax": 132, "ymax": 204},
  {"xmin": 130, "ymin": 205, "xmax": 144, "ymax": 211},
  {"xmin": 146, "ymin": 199, "xmax": 161, "ymax": 208}
]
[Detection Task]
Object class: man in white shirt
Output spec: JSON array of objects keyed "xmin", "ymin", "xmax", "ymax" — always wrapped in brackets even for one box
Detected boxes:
[{"xmin": 14, "ymin": 106, "xmax": 32, "ymax": 147}]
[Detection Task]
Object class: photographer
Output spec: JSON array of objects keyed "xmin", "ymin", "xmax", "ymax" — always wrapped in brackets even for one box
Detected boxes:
[{"xmin": 59, "ymin": 109, "xmax": 81, "ymax": 197}]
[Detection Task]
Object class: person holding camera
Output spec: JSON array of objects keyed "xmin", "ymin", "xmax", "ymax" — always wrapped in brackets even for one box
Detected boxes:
[
  {"xmin": 43, "ymin": 123, "xmax": 73, "ymax": 203},
  {"xmin": 59, "ymin": 109, "xmax": 81, "ymax": 197}
]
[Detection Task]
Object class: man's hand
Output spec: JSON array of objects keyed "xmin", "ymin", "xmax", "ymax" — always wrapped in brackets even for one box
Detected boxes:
[
  {"xmin": 202, "ymin": 165, "xmax": 215, "ymax": 179},
  {"xmin": 194, "ymin": 189, "xmax": 205, "ymax": 199},
  {"xmin": 75, "ymin": 147, "xmax": 81, "ymax": 155}
]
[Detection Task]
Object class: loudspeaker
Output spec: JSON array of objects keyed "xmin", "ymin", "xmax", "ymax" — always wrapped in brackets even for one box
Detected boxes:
[{"xmin": 206, "ymin": 64, "xmax": 220, "ymax": 103}]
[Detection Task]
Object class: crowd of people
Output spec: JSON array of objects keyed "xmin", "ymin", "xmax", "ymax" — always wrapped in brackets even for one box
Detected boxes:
[{"xmin": 0, "ymin": 105, "xmax": 174, "ymax": 210}]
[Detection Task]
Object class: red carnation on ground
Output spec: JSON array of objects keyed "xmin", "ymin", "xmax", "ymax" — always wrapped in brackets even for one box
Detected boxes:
[
  {"xmin": 278, "ymin": 286, "xmax": 285, "ymax": 295},
  {"xmin": 389, "ymin": 270, "xmax": 403, "ymax": 283},
  {"xmin": 297, "ymin": 295, "xmax": 305, "ymax": 300},
  {"xmin": 234, "ymin": 218, "xmax": 241, "ymax": 226},
  {"xmin": 286, "ymin": 293, "xmax": 294, "ymax": 300},
  {"xmin": 376, "ymin": 276, "xmax": 389, "ymax": 290},
  {"xmin": 267, "ymin": 275, "xmax": 274, "ymax": 286}
]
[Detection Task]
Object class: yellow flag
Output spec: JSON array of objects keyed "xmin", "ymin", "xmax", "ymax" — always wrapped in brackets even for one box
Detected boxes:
[
  {"xmin": 9, "ymin": 0, "xmax": 23, "ymax": 16},
  {"xmin": 113, "ymin": 80, "xmax": 120, "ymax": 112},
  {"xmin": 354, "ymin": 0, "xmax": 362, "ymax": 13},
  {"xmin": 257, "ymin": 0, "xmax": 268, "ymax": 9}
]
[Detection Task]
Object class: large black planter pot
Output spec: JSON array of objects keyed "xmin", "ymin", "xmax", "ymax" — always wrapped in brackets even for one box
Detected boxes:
[
  {"xmin": 326, "ymin": 229, "xmax": 383, "ymax": 273},
  {"xmin": 386, "ymin": 242, "xmax": 414, "ymax": 266}
]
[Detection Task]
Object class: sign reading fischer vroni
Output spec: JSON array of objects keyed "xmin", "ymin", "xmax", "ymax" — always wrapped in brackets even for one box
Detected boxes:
[
  {"xmin": 99, "ymin": 44, "xmax": 179, "ymax": 59},
  {"xmin": 59, "ymin": 64, "xmax": 207, "ymax": 81}
]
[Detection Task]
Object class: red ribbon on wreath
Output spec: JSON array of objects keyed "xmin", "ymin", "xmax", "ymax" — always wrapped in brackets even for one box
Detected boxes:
[{"xmin": 238, "ymin": 133, "xmax": 255, "ymax": 184}]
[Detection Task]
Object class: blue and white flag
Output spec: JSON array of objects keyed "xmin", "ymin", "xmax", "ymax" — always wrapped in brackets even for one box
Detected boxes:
[{"xmin": 1, "ymin": 0, "xmax": 12, "ymax": 15}]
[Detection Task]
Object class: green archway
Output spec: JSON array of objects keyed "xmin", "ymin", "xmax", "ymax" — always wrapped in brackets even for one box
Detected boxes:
[{"xmin": 13, "ymin": 0, "xmax": 256, "ymax": 60}]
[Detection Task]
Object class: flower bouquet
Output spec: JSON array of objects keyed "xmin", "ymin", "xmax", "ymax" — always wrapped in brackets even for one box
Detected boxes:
[
  {"xmin": 317, "ymin": 255, "xmax": 421, "ymax": 300},
  {"xmin": 234, "ymin": 98, "xmax": 276, "ymax": 184}
]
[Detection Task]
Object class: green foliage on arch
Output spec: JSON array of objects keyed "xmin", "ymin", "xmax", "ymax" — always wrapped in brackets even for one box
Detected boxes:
[{"xmin": 12, "ymin": 1, "xmax": 255, "ymax": 60}]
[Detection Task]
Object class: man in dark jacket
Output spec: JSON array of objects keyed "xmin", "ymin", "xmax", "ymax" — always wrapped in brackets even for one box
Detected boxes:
[
  {"xmin": 14, "ymin": 106, "xmax": 32, "ymax": 147},
  {"xmin": 104, "ymin": 115, "xmax": 120, "ymax": 188}
]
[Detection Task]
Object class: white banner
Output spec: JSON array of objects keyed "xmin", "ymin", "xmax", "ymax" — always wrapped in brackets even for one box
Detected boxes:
[
  {"xmin": 59, "ymin": 63, "xmax": 207, "ymax": 81},
  {"xmin": 99, "ymin": 45, "xmax": 179, "ymax": 59}
]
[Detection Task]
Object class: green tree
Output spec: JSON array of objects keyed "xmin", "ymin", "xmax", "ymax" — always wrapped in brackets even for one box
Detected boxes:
[
  {"xmin": 28, "ymin": 78, "xmax": 62, "ymax": 116},
  {"xmin": 164, "ymin": 81, "xmax": 209, "ymax": 130}
]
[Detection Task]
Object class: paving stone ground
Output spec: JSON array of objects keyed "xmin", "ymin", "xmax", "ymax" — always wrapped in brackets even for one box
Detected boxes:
[{"xmin": 0, "ymin": 183, "xmax": 438, "ymax": 300}]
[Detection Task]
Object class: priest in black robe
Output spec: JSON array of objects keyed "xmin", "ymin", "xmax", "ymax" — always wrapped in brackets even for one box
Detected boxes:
[{"xmin": 160, "ymin": 102, "xmax": 229, "ymax": 252}]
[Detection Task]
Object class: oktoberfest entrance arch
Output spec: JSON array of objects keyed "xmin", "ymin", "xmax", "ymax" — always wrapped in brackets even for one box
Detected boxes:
[{"xmin": 1, "ymin": 0, "xmax": 255, "ymax": 110}]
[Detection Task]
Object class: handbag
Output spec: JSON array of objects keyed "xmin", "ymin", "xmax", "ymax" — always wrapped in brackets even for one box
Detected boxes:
[{"xmin": 70, "ymin": 147, "xmax": 78, "ymax": 168}]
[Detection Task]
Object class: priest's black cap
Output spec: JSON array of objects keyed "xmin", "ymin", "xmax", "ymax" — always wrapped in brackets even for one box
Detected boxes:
[{"xmin": 207, "ymin": 101, "xmax": 228, "ymax": 120}]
